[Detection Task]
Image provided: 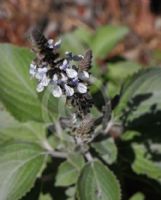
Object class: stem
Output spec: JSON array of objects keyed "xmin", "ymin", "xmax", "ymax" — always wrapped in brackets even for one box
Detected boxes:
[
  {"xmin": 75, "ymin": 136, "xmax": 93, "ymax": 162},
  {"xmin": 48, "ymin": 151, "xmax": 67, "ymax": 158},
  {"xmin": 43, "ymin": 140, "xmax": 67, "ymax": 158},
  {"xmin": 104, "ymin": 120, "xmax": 114, "ymax": 134},
  {"xmin": 55, "ymin": 121, "xmax": 63, "ymax": 140},
  {"xmin": 85, "ymin": 151, "xmax": 93, "ymax": 162}
]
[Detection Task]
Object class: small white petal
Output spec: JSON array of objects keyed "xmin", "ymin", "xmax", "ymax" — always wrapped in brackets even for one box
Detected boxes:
[
  {"xmin": 54, "ymin": 39, "xmax": 61, "ymax": 48},
  {"xmin": 65, "ymin": 51, "xmax": 70, "ymax": 55},
  {"xmin": 36, "ymin": 82, "xmax": 44, "ymax": 92},
  {"xmin": 35, "ymin": 67, "xmax": 47, "ymax": 80},
  {"xmin": 38, "ymin": 67, "xmax": 48, "ymax": 73},
  {"xmin": 61, "ymin": 73, "xmax": 68, "ymax": 82},
  {"xmin": 63, "ymin": 59, "xmax": 68, "ymax": 65},
  {"xmin": 53, "ymin": 74, "xmax": 58, "ymax": 82},
  {"xmin": 48, "ymin": 39, "xmax": 54, "ymax": 44},
  {"xmin": 71, "ymin": 113, "xmax": 77, "ymax": 124},
  {"xmin": 35, "ymin": 72, "xmax": 42, "ymax": 80},
  {"xmin": 47, "ymin": 39, "xmax": 54, "ymax": 48},
  {"xmin": 59, "ymin": 59, "xmax": 68, "ymax": 70},
  {"xmin": 77, "ymin": 83, "xmax": 87, "ymax": 93},
  {"xmin": 29, "ymin": 68, "xmax": 36, "ymax": 76},
  {"xmin": 52, "ymin": 85, "xmax": 62, "ymax": 98},
  {"xmin": 29, "ymin": 63, "xmax": 37, "ymax": 76},
  {"xmin": 30, "ymin": 63, "xmax": 36, "ymax": 69},
  {"xmin": 78, "ymin": 71, "xmax": 89, "ymax": 81},
  {"xmin": 66, "ymin": 68, "xmax": 78, "ymax": 79},
  {"xmin": 64, "ymin": 84, "xmax": 74, "ymax": 96},
  {"xmin": 35, "ymin": 73, "xmax": 43, "ymax": 80},
  {"xmin": 41, "ymin": 75, "xmax": 50, "ymax": 86}
]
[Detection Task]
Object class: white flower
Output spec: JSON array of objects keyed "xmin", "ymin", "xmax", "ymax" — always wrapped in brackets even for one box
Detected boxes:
[
  {"xmin": 59, "ymin": 59, "xmax": 68, "ymax": 70},
  {"xmin": 77, "ymin": 83, "xmax": 87, "ymax": 93},
  {"xmin": 29, "ymin": 63, "xmax": 37, "ymax": 77},
  {"xmin": 53, "ymin": 74, "xmax": 58, "ymax": 82},
  {"xmin": 36, "ymin": 82, "xmax": 44, "ymax": 92},
  {"xmin": 47, "ymin": 39, "xmax": 61, "ymax": 49},
  {"xmin": 78, "ymin": 71, "xmax": 89, "ymax": 81},
  {"xmin": 61, "ymin": 73, "xmax": 68, "ymax": 82},
  {"xmin": 47, "ymin": 39, "xmax": 54, "ymax": 49},
  {"xmin": 35, "ymin": 67, "xmax": 48, "ymax": 80},
  {"xmin": 66, "ymin": 68, "xmax": 78, "ymax": 79},
  {"xmin": 41, "ymin": 75, "xmax": 50, "ymax": 87},
  {"xmin": 52, "ymin": 85, "xmax": 62, "ymax": 97},
  {"xmin": 39, "ymin": 67, "xmax": 48, "ymax": 73},
  {"xmin": 64, "ymin": 84, "xmax": 74, "ymax": 96}
]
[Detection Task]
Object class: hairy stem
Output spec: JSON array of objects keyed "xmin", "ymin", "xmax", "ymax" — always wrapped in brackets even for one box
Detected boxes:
[{"xmin": 43, "ymin": 140, "xmax": 67, "ymax": 158}]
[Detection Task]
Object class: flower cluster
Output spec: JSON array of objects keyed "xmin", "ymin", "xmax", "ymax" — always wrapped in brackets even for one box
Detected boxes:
[
  {"xmin": 29, "ymin": 29, "xmax": 93, "ymax": 117},
  {"xmin": 30, "ymin": 37, "xmax": 90, "ymax": 98}
]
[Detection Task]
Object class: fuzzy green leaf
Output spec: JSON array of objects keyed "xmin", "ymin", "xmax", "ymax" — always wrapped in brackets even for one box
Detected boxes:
[
  {"xmin": 129, "ymin": 192, "xmax": 145, "ymax": 200},
  {"xmin": 61, "ymin": 27, "xmax": 92, "ymax": 55},
  {"xmin": 107, "ymin": 61, "xmax": 141, "ymax": 97},
  {"xmin": 55, "ymin": 154, "xmax": 85, "ymax": 187},
  {"xmin": 0, "ymin": 44, "xmax": 44, "ymax": 121},
  {"xmin": 0, "ymin": 103, "xmax": 18, "ymax": 128},
  {"xmin": 90, "ymin": 25, "xmax": 129, "ymax": 59},
  {"xmin": 114, "ymin": 68, "xmax": 161, "ymax": 129},
  {"xmin": 0, "ymin": 44, "xmax": 59, "ymax": 122},
  {"xmin": 65, "ymin": 186, "xmax": 76, "ymax": 200},
  {"xmin": 0, "ymin": 121, "xmax": 47, "ymax": 145},
  {"xmin": 39, "ymin": 194, "xmax": 52, "ymax": 200},
  {"xmin": 108, "ymin": 61, "xmax": 141, "ymax": 81},
  {"xmin": 77, "ymin": 159, "xmax": 121, "ymax": 200},
  {"xmin": 92, "ymin": 138, "xmax": 118, "ymax": 164},
  {"xmin": 121, "ymin": 131, "xmax": 141, "ymax": 141},
  {"xmin": 0, "ymin": 141, "xmax": 47, "ymax": 200},
  {"xmin": 132, "ymin": 143, "xmax": 161, "ymax": 182}
]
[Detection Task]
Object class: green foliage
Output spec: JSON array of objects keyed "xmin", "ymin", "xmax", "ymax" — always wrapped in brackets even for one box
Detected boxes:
[
  {"xmin": 61, "ymin": 25, "xmax": 128, "ymax": 60},
  {"xmin": 132, "ymin": 143, "xmax": 161, "ymax": 182},
  {"xmin": 0, "ymin": 44, "xmax": 59, "ymax": 123},
  {"xmin": 114, "ymin": 67, "xmax": 161, "ymax": 130},
  {"xmin": 90, "ymin": 25, "xmax": 129, "ymax": 59},
  {"xmin": 129, "ymin": 192, "xmax": 145, "ymax": 200},
  {"xmin": 108, "ymin": 61, "xmax": 141, "ymax": 81},
  {"xmin": 55, "ymin": 154, "xmax": 85, "ymax": 186},
  {"xmin": 61, "ymin": 27, "xmax": 92, "ymax": 54},
  {"xmin": 65, "ymin": 186, "xmax": 76, "ymax": 200},
  {"xmin": 39, "ymin": 194, "xmax": 52, "ymax": 200},
  {"xmin": 0, "ymin": 121, "xmax": 47, "ymax": 144},
  {"xmin": 91, "ymin": 138, "xmax": 118, "ymax": 164},
  {"xmin": 0, "ymin": 103, "xmax": 17, "ymax": 128},
  {"xmin": 0, "ymin": 141, "xmax": 47, "ymax": 200},
  {"xmin": 121, "ymin": 130, "xmax": 140, "ymax": 141},
  {"xmin": 77, "ymin": 159, "xmax": 121, "ymax": 200},
  {"xmin": 0, "ymin": 44, "xmax": 42, "ymax": 122},
  {"xmin": 107, "ymin": 61, "xmax": 141, "ymax": 97}
]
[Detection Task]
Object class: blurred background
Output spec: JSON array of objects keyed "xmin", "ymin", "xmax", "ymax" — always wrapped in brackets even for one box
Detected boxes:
[{"xmin": 1, "ymin": 0, "xmax": 161, "ymax": 66}]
